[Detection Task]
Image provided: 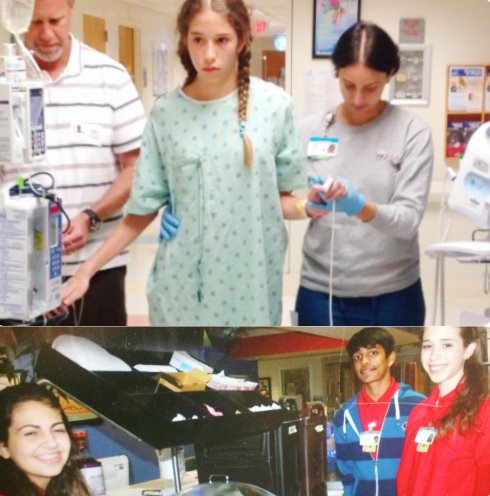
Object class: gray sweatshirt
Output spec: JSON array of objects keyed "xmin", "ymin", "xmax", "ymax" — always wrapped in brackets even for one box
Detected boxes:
[{"xmin": 300, "ymin": 104, "xmax": 433, "ymax": 297}]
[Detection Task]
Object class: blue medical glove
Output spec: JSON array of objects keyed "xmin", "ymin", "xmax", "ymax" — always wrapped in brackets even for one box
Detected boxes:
[
  {"xmin": 308, "ymin": 177, "xmax": 365, "ymax": 217},
  {"xmin": 307, "ymin": 175, "xmax": 332, "ymax": 208},
  {"xmin": 308, "ymin": 175, "xmax": 325, "ymax": 188},
  {"xmin": 159, "ymin": 201, "xmax": 180, "ymax": 242}
]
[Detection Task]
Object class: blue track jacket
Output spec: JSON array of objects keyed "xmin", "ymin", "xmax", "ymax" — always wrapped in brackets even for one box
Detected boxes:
[{"xmin": 333, "ymin": 383, "xmax": 425, "ymax": 496}]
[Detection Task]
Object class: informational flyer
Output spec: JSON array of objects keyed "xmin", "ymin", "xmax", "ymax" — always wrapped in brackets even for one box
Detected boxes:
[
  {"xmin": 485, "ymin": 67, "xmax": 490, "ymax": 112},
  {"xmin": 448, "ymin": 66, "xmax": 484, "ymax": 112},
  {"xmin": 304, "ymin": 66, "xmax": 342, "ymax": 116}
]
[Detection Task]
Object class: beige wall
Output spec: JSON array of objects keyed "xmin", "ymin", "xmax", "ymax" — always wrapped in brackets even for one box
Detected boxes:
[
  {"xmin": 287, "ymin": 0, "xmax": 490, "ymax": 323},
  {"xmin": 258, "ymin": 353, "xmax": 326, "ymax": 402},
  {"xmin": 74, "ymin": 0, "xmax": 181, "ymax": 112},
  {"xmin": 0, "ymin": 0, "xmax": 179, "ymax": 113}
]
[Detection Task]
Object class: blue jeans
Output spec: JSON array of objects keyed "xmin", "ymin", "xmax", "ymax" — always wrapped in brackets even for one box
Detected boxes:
[{"xmin": 295, "ymin": 279, "xmax": 425, "ymax": 326}]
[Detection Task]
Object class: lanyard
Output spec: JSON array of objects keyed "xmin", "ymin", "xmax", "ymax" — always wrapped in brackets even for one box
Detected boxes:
[{"xmin": 323, "ymin": 110, "xmax": 336, "ymax": 137}]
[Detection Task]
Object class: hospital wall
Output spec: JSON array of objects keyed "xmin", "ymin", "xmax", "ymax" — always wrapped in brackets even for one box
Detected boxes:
[
  {"xmin": 0, "ymin": 1, "xmax": 180, "ymax": 111},
  {"xmin": 72, "ymin": 0, "xmax": 181, "ymax": 112},
  {"xmin": 287, "ymin": 0, "xmax": 490, "ymax": 323},
  {"xmin": 2, "ymin": 0, "xmax": 489, "ymax": 322},
  {"xmin": 258, "ymin": 352, "xmax": 326, "ymax": 403}
]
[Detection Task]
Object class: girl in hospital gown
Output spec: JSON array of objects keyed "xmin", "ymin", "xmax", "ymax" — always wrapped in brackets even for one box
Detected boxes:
[
  {"xmin": 60, "ymin": 0, "xmax": 312, "ymax": 326},
  {"xmin": 126, "ymin": 78, "xmax": 305, "ymax": 325}
]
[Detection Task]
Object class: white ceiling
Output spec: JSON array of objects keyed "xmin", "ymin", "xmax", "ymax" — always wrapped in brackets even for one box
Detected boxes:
[{"xmin": 125, "ymin": 0, "xmax": 290, "ymax": 29}]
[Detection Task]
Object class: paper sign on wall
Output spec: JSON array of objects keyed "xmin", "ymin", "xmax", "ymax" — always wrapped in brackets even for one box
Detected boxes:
[{"xmin": 399, "ymin": 18, "xmax": 425, "ymax": 43}]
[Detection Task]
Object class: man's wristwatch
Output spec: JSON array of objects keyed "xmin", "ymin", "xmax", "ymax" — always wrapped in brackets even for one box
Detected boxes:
[{"xmin": 82, "ymin": 208, "xmax": 101, "ymax": 232}]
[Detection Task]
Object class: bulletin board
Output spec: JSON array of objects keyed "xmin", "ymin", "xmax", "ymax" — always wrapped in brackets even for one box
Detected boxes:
[{"xmin": 444, "ymin": 64, "xmax": 490, "ymax": 158}]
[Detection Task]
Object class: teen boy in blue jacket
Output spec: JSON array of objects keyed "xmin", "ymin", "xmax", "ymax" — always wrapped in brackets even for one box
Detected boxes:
[{"xmin": 333, "ymin": 328, "xmax": 425, "ymax": 496}]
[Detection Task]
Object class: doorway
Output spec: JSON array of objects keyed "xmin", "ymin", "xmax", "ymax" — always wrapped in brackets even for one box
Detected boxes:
[
  {"xmin": 119, "ymin": 25, "xmax": 135, "ymax": 80},
  {"xmin": 262, "ymin": 50, "xmax": 285, "ymax": 89},
  {"xmin": 83, "ymin": 14, "xmax": 106, "ymax": 53},
  {"xmin": 118, "ymin": 25, "xmax": 142, "ymax": 93}
]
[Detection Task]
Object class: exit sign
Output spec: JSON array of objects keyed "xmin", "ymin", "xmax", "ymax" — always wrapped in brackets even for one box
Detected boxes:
[{"xmin": 253, "ymin": 20, "xmax": 268, "ymax": 34}]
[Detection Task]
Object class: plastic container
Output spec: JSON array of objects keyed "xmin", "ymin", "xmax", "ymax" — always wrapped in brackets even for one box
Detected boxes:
[{"xmin": 72, "ymin": 430, "xmax": 107, "ymax": 496}]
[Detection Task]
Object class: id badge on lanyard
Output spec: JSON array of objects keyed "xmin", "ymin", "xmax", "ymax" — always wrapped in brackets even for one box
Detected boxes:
[
  {"xmin": 359, "ymin": 430, "xmax": 381, "ymax": 453},
  {"xmin": 414, "ymin": 426, "xmax": 436, "ymax": 453},
  {"xmin": 306, "ymin": 137, "xmax": 339, "ymax": 161}
]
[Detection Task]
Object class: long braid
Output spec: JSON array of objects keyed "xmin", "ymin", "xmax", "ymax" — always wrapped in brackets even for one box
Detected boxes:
[{"xmin": 238, "ymin": 42, "xmax": 253, "ymax": 167}]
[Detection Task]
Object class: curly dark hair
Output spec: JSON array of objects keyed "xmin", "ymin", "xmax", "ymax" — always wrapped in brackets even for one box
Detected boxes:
[{"xmin": 0, "ymin": 383, "xmax": 89, "ymax": 496}]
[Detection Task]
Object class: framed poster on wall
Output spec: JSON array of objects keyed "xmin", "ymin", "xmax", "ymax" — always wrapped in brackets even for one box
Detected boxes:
[
  {"xmin": 258, "ymin": 377, "xmax": 272, "ymax": 398},
  {"xmin": 280, "ymin": 367, "xmax": 311, "ymax": 406},
  {"xmin": 313, "ymin": 0, "xmax": 360, "ymax": 58},
  {"xmin": 390, "ymin": 44, "xmax": 431, "ymax": 106}
]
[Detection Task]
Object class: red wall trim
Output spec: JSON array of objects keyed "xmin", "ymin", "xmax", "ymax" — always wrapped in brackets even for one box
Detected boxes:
[{"xmin": 229, "ymin": 331, "xmax": 346, "ymax": 358}]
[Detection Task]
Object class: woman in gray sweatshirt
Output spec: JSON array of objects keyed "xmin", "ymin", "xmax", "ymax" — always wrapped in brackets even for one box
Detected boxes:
[{"xmin": 296, "ymin": 21, "xmax": 433, "ymax": 326}]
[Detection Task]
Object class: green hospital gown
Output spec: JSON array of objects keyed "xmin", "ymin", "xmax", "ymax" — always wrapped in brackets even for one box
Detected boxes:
[{"xmin": 125, "ymin": 77, "xmax": 306, "ymax": 325}]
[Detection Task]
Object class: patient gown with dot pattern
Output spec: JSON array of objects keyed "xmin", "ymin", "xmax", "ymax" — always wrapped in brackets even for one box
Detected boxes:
[{"xmin": 125, "ymin": 77, "xmax": 306, "ymax": 325}]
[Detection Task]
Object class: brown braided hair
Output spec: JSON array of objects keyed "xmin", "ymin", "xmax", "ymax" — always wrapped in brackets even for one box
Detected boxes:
[{"xmin": 176, "ymin": 0, "xmax": 254, "ymax": 167}]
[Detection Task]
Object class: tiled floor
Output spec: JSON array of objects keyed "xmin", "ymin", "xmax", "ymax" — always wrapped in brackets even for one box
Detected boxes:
[{"xmin": 126, "ymin": 221, "xmax": 490, "ymax": 327}]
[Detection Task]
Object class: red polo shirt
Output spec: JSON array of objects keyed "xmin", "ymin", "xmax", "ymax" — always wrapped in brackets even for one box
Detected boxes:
[
  {"xmin": 397, "ymin": 385, "xmax": 490, "ymax": 496},
  {"xmin": 358, "ymin": 377, "xmax": 400, "ymax": 460}
]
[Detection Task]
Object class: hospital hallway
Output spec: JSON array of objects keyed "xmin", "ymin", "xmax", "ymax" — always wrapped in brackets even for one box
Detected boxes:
[{"xmin": 126, "ymin": 216, "xmax": 490, "ymax": 327}]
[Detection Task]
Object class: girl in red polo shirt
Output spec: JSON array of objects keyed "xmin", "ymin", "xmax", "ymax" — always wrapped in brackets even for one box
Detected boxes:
[{"xmin": 397, "ymin": 327, "xmax": 490, "ymax": 496}]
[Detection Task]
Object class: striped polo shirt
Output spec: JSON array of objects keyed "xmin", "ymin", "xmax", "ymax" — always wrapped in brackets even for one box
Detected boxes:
[{"xmin": 2, "ymin": 35, "xmax": 146, "ymax": 275}]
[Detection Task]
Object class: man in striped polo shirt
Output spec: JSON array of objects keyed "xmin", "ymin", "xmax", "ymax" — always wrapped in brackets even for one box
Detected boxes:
[
  {"xmin": 4, "ymin": 0, "xmax": 146, "ymax": 324},
  {"xmin": 333, "ymin": 328, "xmax": 425, "ymax": 496}
]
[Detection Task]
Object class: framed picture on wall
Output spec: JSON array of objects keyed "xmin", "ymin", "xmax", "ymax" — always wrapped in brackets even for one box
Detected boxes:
[
  {"xmin": 258, "ymin": 377, "xmax": 272, "ymax": 398},
  {"xmin": 389, "ymin": 44, "xmax": 431, "ymax": 106},
  {"xmin": 313, "ymin": 0, "xmax": 361, "ymax": 58},
  {"xmin": 280, "ymin": 367, "xmax": 311, "ymax": 406}
]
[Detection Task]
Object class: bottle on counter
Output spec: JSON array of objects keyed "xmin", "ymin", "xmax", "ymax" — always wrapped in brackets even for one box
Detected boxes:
[{"xmin": 72, "ymin": 429, "xmax": 107, "ymax": 496}]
